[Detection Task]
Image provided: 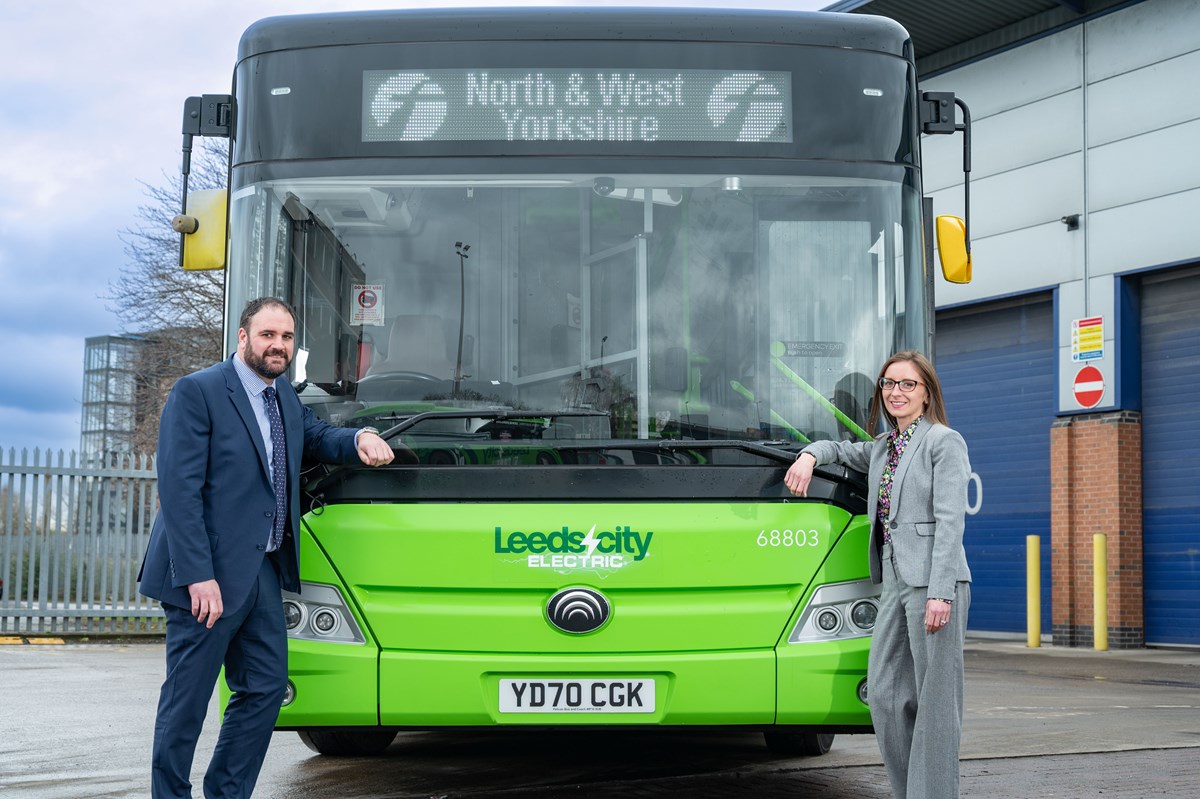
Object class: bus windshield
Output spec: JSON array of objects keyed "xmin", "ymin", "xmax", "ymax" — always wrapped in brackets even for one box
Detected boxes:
[{"xmin": 227, "ymin": 169, "xmax": 924, "ymax": 448}]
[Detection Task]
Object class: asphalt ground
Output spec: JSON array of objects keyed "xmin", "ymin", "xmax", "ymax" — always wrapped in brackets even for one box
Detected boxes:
[{"xmin": 1, "ymin": 636, "xmax": 1198, "ymax": 798}]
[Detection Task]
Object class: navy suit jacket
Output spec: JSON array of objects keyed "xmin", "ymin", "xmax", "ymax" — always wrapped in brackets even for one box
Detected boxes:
[{"xmin": 138, "ymin": 356, "xmax": 360, "ymax": 613}]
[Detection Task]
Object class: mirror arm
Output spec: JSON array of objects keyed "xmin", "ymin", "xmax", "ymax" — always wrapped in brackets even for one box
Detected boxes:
[
  {"xmin": 179, "ymin": 96, "xmax": 203, "ymax": 266},
  {"xmin": 955, "ymin": 97, "xmax": 972, "ymax": 257}
]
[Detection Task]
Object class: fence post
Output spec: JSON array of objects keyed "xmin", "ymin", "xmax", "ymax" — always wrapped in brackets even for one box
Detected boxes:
[
  {"xmin": 1094, "ymin": 533, "xmax": 1108, "ymax": 651},
  {"xmin": 1026, "ymin": 534, "xmax": 1040, "ymax": 648}
]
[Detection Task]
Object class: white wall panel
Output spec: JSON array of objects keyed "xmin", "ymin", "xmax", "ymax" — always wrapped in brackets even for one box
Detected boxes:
[
  {"xmin": 1088, "ymin": 187, "xmax": 1200, "ymax": 275},
  {"xmin": 920, "ymin": 28, "xmax": 1081, "ymax": 119},
  {"xmin": 1088, "ymin": 119, "xmax": 1200, "ymax": 211},
  {"xmin": 923, "ymin": 90, "xmax": 1082, "ymax": 192},
  {"xmin": 1085, "ymin": 0, "xmax": 1200, "ymax": 82},
  {"xmin": 936, "ymin": 221, "xmax": 1082, "ymax": 309},
  {"xmin": 1088, "ymin": 49, "xmax": 1200, "ymax": 147},
  {"xmin": 929, "ymin": 154, "xmax": 1082, "ymax": 238}
]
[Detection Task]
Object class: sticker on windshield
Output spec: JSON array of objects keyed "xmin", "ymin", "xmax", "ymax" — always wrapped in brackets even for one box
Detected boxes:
[{"xmin": 352, "ymin": 284, "xmax": 385, "ymax": 326}]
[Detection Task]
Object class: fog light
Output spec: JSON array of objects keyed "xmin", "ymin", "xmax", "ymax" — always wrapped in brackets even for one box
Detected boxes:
[
  {"xmin": 311, "ymin": 607, "xmax": 340, "ymax": 636},
  {"xmin": 858, "ymin": 679, "xmax": 869, "ymax": 705},
  {"xmin": 816, "ymin": 608, "xmax": 842, "ymax": 633},
  {"xmin": 850, "ymin": 600, "xmax": 877, "ymax": 630},
  {"xmin": 282, "ymin": 680, "xmax": 296, "ymax": 707},
  {"xmin": 283, "ymin": 600, "xmax": 304, "ymax": 630}
]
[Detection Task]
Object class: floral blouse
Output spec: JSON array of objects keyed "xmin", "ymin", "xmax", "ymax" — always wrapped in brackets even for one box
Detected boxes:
[{"xmin": 877, "ymin": 416, "xmax": 923, "ymax": 542}]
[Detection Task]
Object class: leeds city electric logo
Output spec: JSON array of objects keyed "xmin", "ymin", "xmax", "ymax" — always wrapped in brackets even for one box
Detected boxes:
[
  {"xmin": 706, "ymin": 73, "xmax": 785, "ymax": 142},
  {"xmin": 370, "ymin": 72, "xmax": 448, "ymax": 141},
  {"xmin": 494, "ymin": 524, "xmax": 653, "ymax": 571}
]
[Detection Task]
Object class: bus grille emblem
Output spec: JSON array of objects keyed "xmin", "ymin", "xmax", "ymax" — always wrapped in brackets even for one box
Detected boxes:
[{"xmin": 546, "ymin": 587, "xmax": 610, "ymax": 634}]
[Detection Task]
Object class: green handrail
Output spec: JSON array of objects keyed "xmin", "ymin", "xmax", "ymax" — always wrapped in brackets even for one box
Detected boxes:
[
  {"xmin": 729, "ymin": 380, "xmax": 810, "ymax": 443},
  {"xmin": 768, "ymin": 349, "xmax": 872, "ymax": 442}
]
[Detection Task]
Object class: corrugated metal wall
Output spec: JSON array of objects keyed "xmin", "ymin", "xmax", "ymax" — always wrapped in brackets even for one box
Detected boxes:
[{"xmin": 1140, "ymin": 268, "xmax": 1200, "ymax": 645}]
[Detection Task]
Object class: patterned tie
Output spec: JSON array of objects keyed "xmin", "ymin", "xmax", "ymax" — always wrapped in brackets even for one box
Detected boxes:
[{"xmin": 262, "ymin": 385, "xmax": 288, "ymax": 551}]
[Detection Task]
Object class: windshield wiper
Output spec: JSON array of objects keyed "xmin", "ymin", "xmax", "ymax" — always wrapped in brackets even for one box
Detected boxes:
[
  {"xmin": 373, "ymin": 408, "xmax": 609, "ymax": 439},
  {"xmin": 531, "ymin": 439, "xmax": 799, "ymax": 465},
  {"xmin": 306, "ymin": 409, "xmax": 611, "ymax": 492}
]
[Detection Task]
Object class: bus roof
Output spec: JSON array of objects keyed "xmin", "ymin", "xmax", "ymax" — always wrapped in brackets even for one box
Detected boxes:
[{"xmin": 238, "ymin": 7, "xmax": 911, "ymax": 64}]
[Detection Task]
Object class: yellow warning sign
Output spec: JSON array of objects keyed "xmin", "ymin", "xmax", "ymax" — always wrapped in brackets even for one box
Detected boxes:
[{"xmin": 1071, "ymin": 316, "xmax": 1103, "ymax": 362}]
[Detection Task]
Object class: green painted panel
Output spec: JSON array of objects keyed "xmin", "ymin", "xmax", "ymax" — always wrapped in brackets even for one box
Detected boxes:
[{"xmin": 305, "ymin": 502, "xmax": 854, "ymax": 652}]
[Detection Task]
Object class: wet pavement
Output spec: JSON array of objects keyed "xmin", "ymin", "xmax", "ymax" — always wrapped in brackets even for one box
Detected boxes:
[{"xmin": 1, "ymin": 636, "xmax": 1198, "ymax": 798}]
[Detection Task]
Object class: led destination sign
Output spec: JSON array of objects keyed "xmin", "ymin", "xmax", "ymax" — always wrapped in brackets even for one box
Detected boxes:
[{"xmin": 363, "ymin": 68, "xmax": 792, "ymax": 144}]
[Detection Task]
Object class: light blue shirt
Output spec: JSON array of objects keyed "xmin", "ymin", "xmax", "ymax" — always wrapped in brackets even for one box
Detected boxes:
[
  {"xmin": 232, "ymin": 353, "xmax": 283, "ymax": 551},
  {"xmin": 232, "ymin": 353, "xmax": 366, "ymax": 552}
]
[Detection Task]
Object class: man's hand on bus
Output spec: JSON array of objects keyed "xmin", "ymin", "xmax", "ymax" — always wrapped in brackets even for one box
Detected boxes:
[
  {"xmin": 785, "ymin": 453, "xmax": 817, "ymax": 497},
  {"xmin": 356, "ymin": 431, "xmax": 396, "ymax": 467},
  {"xmin": 188, "ymin": 579, "xmax": 223, "ymax": 628}
]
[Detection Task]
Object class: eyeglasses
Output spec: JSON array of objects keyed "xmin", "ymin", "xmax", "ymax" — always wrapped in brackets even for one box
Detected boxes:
[{"xmin": 878, "ymin": 377, "xmax": 923, "ymax": 392}]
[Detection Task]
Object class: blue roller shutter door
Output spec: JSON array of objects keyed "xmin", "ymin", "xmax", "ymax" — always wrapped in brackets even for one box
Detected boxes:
[
  {"xmin": 935, "ymin": 298, "xmax": 1055, "ymax": 633},
  {"xmin": 1141, "ymin": 269, "xmax": 1200, "ymax": 645}
]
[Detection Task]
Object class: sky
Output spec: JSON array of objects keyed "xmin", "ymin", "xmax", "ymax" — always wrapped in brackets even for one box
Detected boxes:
[{"xmin": 0, "ymin": 0, "xmax": 827, "ymax": 458}]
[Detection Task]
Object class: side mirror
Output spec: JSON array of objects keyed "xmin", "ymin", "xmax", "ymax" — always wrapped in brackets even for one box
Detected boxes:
[
  {"xmin": 171, "ymin": 189, "xmax": 228, "ymax": 271},
  {"xmin": 936, "ymin": 215, "xmax": 972, "ymax": 284}
]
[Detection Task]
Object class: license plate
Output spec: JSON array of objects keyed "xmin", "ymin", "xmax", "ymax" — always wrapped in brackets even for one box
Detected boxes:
[{"xmin": 499, "ymin": 678, "xmax": 655, "ymax": 713}]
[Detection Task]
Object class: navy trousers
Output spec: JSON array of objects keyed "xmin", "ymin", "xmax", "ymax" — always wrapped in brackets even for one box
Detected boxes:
[{"xmin": 151, "ymin": 557, "xmax": 287, "ymax": 799}]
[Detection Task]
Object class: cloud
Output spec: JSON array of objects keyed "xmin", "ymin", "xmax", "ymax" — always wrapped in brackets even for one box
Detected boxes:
[
  {"xmin": 0, "ymin": 0, "xmax": 830, "ymax": 459},
  {"xmin": 0, "ymin": 405, "xmax": 82, "ymax": 460}
]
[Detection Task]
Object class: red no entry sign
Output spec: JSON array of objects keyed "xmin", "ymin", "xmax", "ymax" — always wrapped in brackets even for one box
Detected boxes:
[{"xmin": 1073, "ymin": 365, "xmax": 1105, "ymax": 409}]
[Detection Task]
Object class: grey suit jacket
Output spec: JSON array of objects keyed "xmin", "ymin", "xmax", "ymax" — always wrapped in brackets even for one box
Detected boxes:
[{"xmin": 801, "ymin": 421, "xmax": 972, "ymax": 600}]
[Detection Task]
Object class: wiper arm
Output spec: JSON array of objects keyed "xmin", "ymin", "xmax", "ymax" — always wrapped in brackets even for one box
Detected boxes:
[
  {"xmin": 516, "ymin": 438, "xmax": 800, "ymax": 465},
  {"xmin": 374, "ymin": 408, "xmax": 609, "ymax": 440},
  {"xmin": 306, "ymin": 409, "xmax": 610, "ymax": 493},
  {"xmin": 643, "ymin": 439, "xmax": 797, "ymax": 465}
]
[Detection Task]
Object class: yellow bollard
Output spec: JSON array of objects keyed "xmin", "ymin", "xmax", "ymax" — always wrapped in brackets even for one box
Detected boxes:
[
  {"xmin": 1026, "ymin": 535, "xmax": 1041, "ymax": 647},
  {"xmin": 1094, "ymin": 533, "xmax": 1108, "ymax": 651}
]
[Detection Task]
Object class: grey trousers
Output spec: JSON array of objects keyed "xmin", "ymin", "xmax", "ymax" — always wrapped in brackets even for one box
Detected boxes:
[{"xmin": 869, "ymin": 542, "xmax": 970, "ymax": 799}]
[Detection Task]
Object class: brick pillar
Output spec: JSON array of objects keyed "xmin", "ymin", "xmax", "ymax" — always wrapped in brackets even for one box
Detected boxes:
[{"xmin": 1050, "ymin": 411, "xmax": 1143, "ymax": 648}]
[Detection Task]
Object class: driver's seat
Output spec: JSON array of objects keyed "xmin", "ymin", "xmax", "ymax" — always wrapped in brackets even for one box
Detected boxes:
[{"xmin": 367, "ymin": 314, "xmax": 455, "ymax": 378}]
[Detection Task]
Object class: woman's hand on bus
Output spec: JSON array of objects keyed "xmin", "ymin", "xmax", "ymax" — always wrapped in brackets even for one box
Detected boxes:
[
  {"xmin": 356, "ymin": 431, "xmax": 396, "ymax": 467},
  {"xmin": 785, "ymin": 453, "xmax": 817, "ymax": 497}
]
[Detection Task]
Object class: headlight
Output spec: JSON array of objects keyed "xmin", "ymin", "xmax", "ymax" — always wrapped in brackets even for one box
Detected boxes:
[
  {"xmin": 281, "ymin": 583, "xmax": 366, "ymax": 644},
  {"xmin": 283, "ymin": 600, "xmax": 305, "ymax": 630},
  {"xmin": 816, "ymin": 608, "xmax": 843, "ymax": 634},
  {"xmin": 311, "ymin": 607, "xmax": 341, "ymax": 636},
  {"xmin": 850, "ymin": 600, "xmax": 877, "ymax": 630},
  {"xmin": 788, "ymin": 580, "xmax": 881, "ymax": 644}
]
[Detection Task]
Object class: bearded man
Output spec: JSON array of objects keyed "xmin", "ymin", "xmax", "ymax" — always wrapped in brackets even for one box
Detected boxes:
[{"xmin": 138, "ymin": 297, "xmax": 393, "ymax": 798}]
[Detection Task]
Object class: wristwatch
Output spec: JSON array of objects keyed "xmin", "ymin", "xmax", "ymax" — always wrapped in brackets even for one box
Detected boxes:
[{"xmin": 359, "ymin": 426, "xmax": 381, "ymax": 436}]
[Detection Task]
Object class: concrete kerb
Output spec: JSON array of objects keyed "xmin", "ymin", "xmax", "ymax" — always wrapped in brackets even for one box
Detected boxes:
[{"xmin": 965, "ymin": 635, "xmax": 1200, "ymax": 667}]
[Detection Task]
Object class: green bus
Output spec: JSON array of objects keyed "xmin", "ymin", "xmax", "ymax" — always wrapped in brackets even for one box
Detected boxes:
[{"xmin": 176, "ymin": 6, "xmax": 971, "ymax": 757}]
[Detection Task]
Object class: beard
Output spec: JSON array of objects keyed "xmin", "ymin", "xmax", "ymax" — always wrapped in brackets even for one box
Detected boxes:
[{"xmin": 244, "ymin": 345, "xmax": 291, "ymax": 380}]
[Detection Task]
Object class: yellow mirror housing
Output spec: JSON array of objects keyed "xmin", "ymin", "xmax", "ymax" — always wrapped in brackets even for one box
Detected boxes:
[
  {"xmin": 936, "ymin": 214, "xmax": 971, "ymax": 284},
  {"xmin": 174, "ymin": 189, "xmax": 228, "ymax": 271}
]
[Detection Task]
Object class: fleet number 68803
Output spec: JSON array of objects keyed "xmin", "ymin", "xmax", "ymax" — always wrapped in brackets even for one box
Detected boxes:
[{"xmin": 757, "ymin": 529, "xmax": 820, "ymax": 547}]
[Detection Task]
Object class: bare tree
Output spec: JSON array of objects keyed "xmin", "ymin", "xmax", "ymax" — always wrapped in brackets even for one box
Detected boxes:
[{"xmin": 106, "ymin": 138, "xmax": 229, "ymax": 454}]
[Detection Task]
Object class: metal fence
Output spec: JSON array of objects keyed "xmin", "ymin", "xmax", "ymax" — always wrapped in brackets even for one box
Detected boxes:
[{"xmin": 0, "ymin": 448, "xmax": 164, "ymax": 635}]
